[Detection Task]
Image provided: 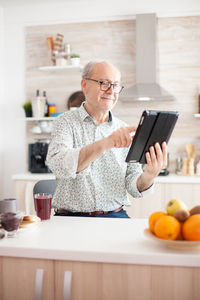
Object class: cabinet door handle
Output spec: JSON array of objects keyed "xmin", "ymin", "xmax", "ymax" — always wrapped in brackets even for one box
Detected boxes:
[
  {"xmin": 35, "ymin": 268, "xmax": 44, "ymax": 300},
  {"xmin": 63, "ymin": 271, "xmax": 72, "ymax": 300}
]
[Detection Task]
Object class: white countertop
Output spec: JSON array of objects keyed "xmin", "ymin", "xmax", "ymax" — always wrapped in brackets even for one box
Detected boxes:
[
  {"xmin": 12, "ymin": 173, "xmax": 56, "ymax": 180},
  {"xmin": 0, "ymin": 217, "xmax": 199, "ymax": 267},
  {"xmin": 12, "ymin": 172, "xmax": 200, "ymax": 183},
  {"xmin": 155, "ymin": 173, "xmax": 200, "ymax": 183}
]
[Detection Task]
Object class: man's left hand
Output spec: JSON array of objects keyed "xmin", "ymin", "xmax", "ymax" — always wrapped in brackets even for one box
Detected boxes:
[
  {"xmin": 137, "ymin": 142, "xmax": 168, "ymax": 192},
  {"xmin": 144, "ymin": 141, "xmax": 168, "ymax": 178}
]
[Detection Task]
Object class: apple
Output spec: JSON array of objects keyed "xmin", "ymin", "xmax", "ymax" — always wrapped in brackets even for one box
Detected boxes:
[{"xmin": 166, "ymin": 199, "xmax": 188, "ymax": 216}]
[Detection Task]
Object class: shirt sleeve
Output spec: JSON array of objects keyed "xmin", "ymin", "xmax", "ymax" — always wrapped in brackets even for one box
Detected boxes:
[
  {"xmin": 46, "ymin": 116, "xmax": 89, "ymax": 179},
  {"xmin": 125, "ymin": 162, "xmax": 155, "ymax": 198}
]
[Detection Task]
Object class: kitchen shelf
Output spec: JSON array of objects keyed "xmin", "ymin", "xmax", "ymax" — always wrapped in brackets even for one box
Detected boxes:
[
  {"xmin": 37, "ymin": 65, "xmax": 83, "ymax": 71},
  {"xmin": 194, "ymin": 113, "xmax": 200, "ymax": 118}
]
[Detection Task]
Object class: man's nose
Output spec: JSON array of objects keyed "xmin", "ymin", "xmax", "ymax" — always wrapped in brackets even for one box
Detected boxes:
[{"xmin": 106, "ymin": 85, "xmax": 114, "ymax": 94}]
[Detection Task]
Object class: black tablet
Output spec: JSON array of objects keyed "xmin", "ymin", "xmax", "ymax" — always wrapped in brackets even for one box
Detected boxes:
[{"xmin": 125, "ymin": 110, "xmax": 179, "ymax": 164}]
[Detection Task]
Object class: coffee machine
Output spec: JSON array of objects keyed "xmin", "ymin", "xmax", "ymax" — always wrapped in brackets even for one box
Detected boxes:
[{"xmin": 28, "ymin": 141, "xmax": 51, "ymax": 173}]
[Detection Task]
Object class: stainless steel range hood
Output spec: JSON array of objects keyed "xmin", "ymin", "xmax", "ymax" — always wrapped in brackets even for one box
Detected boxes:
[{"xmin": 121, "ymin": 13, "xmax": 175, "ymax": 102}]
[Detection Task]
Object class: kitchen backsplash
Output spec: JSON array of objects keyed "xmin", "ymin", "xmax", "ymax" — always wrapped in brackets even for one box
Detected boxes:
[{"xmin": 25, "ymin": 16, "xmax": 200, "ymax": 172}]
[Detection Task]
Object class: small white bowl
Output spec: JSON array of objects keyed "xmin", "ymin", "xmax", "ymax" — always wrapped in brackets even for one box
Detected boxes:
[{"xmin": 31, "ymin": 126, "xmax": 42, "ymax": 134}]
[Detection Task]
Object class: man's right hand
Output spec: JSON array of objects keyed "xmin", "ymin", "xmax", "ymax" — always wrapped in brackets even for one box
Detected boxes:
[
  {"xmin": 106, "ymin": 126, "xmax": 136, "ymax": 148},
  {"xmin": 77, "ymin": 126, "xmax": 136, "ymax": 173}
]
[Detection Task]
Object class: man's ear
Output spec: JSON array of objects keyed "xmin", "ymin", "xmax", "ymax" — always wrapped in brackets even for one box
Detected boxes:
[{"xmin": 81, "ymin": 78, "xmax": 87, "ymax": 94}]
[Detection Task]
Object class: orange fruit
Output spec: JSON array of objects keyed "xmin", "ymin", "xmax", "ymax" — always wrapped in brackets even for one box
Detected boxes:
[
  {"xmin": 148, "ymin": 211, "xmax": 167, "ymax": 234},
  {"xmin": 154, "ymin": 215, "xmax": 181, "ymax": 240},
  {"xmin": 182, "ymin": 214, "xmax": 200, "ymax": 241}
]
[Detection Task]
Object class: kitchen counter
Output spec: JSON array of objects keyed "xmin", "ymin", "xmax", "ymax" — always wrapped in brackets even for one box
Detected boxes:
[
  {"xmin": 0, "ymin": 217, "xmax": 199, "ymax": 267},
  {"xmin": 12, "ymin": 172, "xmax": 55, "ymax": 181},
  {"xmin": 12, "ymin": 172, "xmax": 200, "ymax": 183},
  {"xmin": 156, "ymin": 173, "xmax": 200, "ymax": 183}
]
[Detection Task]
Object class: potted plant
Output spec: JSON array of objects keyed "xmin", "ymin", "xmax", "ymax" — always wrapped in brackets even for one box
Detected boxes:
[
  {"xmin": 70, "ymin": 54, "xmax": 80, "ymax": 66},
  {"xmin": 23, "ymin": 101, "xmax": 32, "ymax": 117}
]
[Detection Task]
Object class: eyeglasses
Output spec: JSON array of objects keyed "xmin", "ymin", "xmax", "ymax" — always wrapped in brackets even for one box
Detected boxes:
[{"xmin": 85, "ymin": 78, "xmax": 124, "ymax": 94}]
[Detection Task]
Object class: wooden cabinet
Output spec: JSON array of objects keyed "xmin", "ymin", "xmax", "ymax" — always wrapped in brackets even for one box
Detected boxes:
[
  {"xmin": 0, "ymin": 257, "xmax": 54, "ymax": 300},
  {"xmin": 127, "ymin": 182, "xmax": 165, "ymax": 218},
  {"xmin": 55, "ymin": 261, "xmax": 100, "ymax": 300},
  {"xmin": 57, "ymin": 261, "xmax": 200, "ymax": 300},
  {"xmin": 1, "ymin": 257, "xmax": 199, "ymax": 300},
  {"xmin": 127, "ymin": 181, "xmax": 200, "ymax": 218},
  {"xmin": 55, "ymin": 260, "xmax": 153, "ymax": 300},
  {"xmin": 164, "ymin": 182, "xmax": 200, "ymax": 208}
]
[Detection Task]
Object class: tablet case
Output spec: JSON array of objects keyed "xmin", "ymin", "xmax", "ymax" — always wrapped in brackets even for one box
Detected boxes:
[{"xmin": 125, "ymin": 110, "xmax": 179, "ymax": 164}]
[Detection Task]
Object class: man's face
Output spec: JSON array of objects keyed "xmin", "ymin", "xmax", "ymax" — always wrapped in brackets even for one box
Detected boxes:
[{"xmin": 81, "ymin": 62, "xmax": 121, "ymax": 112}]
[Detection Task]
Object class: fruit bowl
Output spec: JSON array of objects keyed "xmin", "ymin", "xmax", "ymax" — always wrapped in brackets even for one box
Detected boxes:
[{"xmin": 144, "ymin": 228, "xmax": 200, "ymax": 250}]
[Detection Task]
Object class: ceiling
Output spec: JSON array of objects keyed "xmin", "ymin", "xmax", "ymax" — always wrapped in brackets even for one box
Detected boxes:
[{"xmin": 1, "ymin": 0, "xmax": 200, "ymax": 16}]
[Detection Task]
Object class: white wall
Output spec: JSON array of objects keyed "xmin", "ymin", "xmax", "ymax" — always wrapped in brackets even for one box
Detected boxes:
[
  {"xmin": 2, "ymin": 19, "xmax": 26, "ymax": 198},
  {"xmin": 1, "ymin": 0, "xmax": 200, "ymax": 198}
]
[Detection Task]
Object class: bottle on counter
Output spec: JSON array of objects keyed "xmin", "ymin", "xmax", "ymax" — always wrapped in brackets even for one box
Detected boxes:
[
  {"xmin": 196, "ymin": 160, "xmax": 200, "ymax": 176},
  {"xmin": 43, "ymin": 90, "xmax": 49, "ymax": 117},
  {"xmin": 198, "ymin": 90, "xmax": 200, "ymax": 114},
  {"xmin": 176, "ymin": 157, "xmax": 183, "ymax": 175}
]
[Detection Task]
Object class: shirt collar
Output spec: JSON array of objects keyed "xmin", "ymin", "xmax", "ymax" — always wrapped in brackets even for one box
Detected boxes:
[
  {"xmin": 78, "ymin": 102, "xmax": 90, "ymax": 121},
  {"xmin": 78, "ymin": 102, "xmax": 113, "ymax": 124}
]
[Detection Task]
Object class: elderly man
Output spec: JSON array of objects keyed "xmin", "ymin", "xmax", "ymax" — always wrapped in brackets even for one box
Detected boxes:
[{"xmin": 46, "ymin": 60, "xmax": 167, "ymax": 218}]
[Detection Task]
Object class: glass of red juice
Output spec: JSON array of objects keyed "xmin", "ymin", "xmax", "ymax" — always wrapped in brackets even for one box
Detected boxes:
[
  {"xmin": 0, "ymin": 211, "xmax": 24, "ymax": 237},
  {"xmin": 34, "ymin": 193, "xmax": 52, "ymax": 221}
]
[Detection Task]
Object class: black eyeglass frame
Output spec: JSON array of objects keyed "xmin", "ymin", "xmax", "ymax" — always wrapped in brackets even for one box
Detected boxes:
[{"xmin": 84, "ymin": 78, "xmax": 124, "ymax": 94}]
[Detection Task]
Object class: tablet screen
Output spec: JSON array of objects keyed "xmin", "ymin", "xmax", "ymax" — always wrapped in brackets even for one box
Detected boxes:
[{"xmin": 125, "ymin": 110, "xmax": 179, "ymax": 164}]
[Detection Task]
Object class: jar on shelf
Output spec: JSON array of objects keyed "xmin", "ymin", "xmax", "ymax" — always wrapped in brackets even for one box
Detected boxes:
[
  {"xmin": 63, "ymin": 43, "xmax": 71, "ymax": 62},
  {"xmin": 55, "ymin": 52, "xmax": 67, "ymax": 67},
  {"xmin": 32, "ymin": 90, "xmax": 46, "ymax": 118},
  {"xmin": 48, "ymin": 103, "xmax": 56, "ymax": 116},
  {"xmin": 52, "ymin": 33, "xmax": 64, "ymax": 66}
]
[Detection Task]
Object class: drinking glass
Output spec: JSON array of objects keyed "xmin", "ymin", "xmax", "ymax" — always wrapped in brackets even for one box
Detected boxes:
[
  {"xmin": 34, "ymin": 193, "xmax": 52, "ymax": 221},
  {"xmin": 0, "ymin": 211, "xmax": 23, "ymax": 238},
  {"xmin": 0, "ymin": 198, "xmax": 17, "ymax": 214}
]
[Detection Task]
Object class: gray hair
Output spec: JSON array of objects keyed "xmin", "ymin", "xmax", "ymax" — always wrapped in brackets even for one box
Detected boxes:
[{"xmin": 82, "ymin": 60, "xmax": 121, "ymax": 78}]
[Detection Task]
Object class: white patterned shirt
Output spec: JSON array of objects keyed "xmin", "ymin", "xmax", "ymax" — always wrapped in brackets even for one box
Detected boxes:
[{"xmin": 46, "ymin": 104, "xmax": 152, "ymax": 212}]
